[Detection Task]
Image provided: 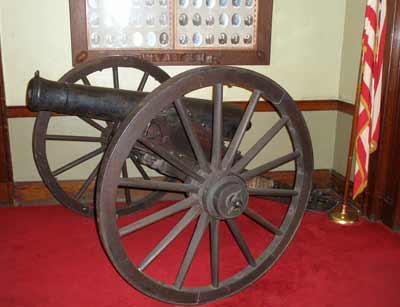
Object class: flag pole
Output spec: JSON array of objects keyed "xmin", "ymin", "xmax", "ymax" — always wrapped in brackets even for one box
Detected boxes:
[{"xmin": 328, "ymin": 49, "xmax": 364, "ymax": 225}]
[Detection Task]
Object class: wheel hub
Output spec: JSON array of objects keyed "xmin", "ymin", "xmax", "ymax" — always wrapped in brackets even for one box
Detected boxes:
[{"xmin": 202, "ymin": 174, "xmax": 249, "ymax": 219}]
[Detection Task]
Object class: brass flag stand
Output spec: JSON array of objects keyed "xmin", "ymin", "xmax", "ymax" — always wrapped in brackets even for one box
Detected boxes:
[{"xmin": 328, "ymin": 52, "xmax": 364, "ymax": 225}]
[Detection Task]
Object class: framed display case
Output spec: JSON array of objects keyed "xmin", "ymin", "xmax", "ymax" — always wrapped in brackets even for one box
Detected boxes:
[{"xmin": 69, "ymin": 0, "xmax": 273, "ymax": 65}]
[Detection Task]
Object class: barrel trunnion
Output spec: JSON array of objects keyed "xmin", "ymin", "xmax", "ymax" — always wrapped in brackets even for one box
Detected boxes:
[{"xmin": 27, "ymin": 56, "xmax": 313, "ymax": 304}]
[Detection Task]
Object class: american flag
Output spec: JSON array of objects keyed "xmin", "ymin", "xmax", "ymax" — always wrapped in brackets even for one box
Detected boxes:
[{"xmin": 353, "ymin": 0, "xmax": 387, "ymax": 199}]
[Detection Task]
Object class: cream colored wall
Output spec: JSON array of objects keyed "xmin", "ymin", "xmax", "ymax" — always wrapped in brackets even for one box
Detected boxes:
[
  {"xmin": 334, "ymin": 0, "xmax": 366, "ymax": 175},
  {"xmin": 1, "ymin": 0, "xmax": 347, "ymax": 181},
  {"xmin": 1, "ymin": 0, "xmax": 347, "ymax": 104},
  {"xmin": 1, "ymin": 0, "xmax": 72, "ymax": 104},
  {"xmin": 339, "ymin": 0, "xmax": 366, "ymax": 103}
]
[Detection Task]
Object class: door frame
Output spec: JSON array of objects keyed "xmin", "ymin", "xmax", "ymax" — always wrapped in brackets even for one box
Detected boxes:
[
  {"xmin": 365, "ymin": 0, "xmax": 400, "ymax": 230},
  {"xmin": 0, "ymin": 41, "xmax": 14, "ymax": 205}
]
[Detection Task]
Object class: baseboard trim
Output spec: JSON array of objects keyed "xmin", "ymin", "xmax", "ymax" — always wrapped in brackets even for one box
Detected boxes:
[
  {"xmin": 329, "ymin": 170, "xmax": 353, "ymax": 197},
  {"xmin": 0, "ymin": 181, "xmax": 14, "ymax": 206},
  {"xmin": 12, "ymin": 169, "xmax": 346, "ymax": 205}
]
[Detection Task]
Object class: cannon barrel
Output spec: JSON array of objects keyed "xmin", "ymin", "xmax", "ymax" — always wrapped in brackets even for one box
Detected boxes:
[
  {"xmin": 27, "ymin": 73, "xmax": 147, "ymax": 121},
  {"xmin": 26, "ymin": 74, "xmax": 246, "ymax": 127}
]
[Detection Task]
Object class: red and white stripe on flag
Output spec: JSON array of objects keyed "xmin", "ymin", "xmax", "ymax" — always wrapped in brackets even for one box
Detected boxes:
[{"xmin": 353, "ymin": 0, "xmax": 387, "ymax": 199}]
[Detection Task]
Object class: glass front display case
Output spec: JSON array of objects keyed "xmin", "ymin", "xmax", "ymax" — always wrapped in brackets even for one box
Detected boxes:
[{"xmin": 70, "ymin": 0, "xmax": 272, "ymax": 65}]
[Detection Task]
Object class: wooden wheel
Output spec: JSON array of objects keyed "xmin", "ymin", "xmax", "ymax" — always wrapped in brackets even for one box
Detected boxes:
[
  {"xmin": 96, "ymin": 66, "xmax": 313, "ymax": 304},
  {"xmin": 33, "ymin": 56, "xmax": 171, "ymax": 217}
]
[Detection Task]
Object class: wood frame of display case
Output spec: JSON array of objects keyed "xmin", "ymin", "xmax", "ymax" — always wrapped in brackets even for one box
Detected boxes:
[{"xmin": 69, "ymin": 0, "xmax": 272, "ymax": 66}]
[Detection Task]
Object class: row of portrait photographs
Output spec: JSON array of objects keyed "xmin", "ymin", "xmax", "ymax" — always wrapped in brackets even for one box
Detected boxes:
[
  {"xmin": 87, "ymin": 0, "xmax": 255, "ymax": 9},
  {"xmin": 179, "ymin": 0, "xmax": 255, "ymax": 9},
  {"xmin": 178, "ymin": 13, "xmax": 253, "ymax": 27},
  {"xmin": 90, "ymin": 31, "xmax": 253, "ymax": 48}
]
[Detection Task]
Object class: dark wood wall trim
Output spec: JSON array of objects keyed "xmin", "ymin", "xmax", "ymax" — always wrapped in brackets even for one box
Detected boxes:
[
  {"xmin": 7, "ymin": 99, "xmax": 355, "ymax": 118},
  {"xmin": 7, "ymin": 106, "xmax": 36, "ymax": 118},
  {"xmin": 337, "ymin": 100, "xmax": 356, "ymax": 115},
  {"xmin": 232, "ymin": 99, "xmax": 346, "ymax": 113},
  {"xmin": 0, "ymin": 44, "xmax": 14, "ymax": 205}
]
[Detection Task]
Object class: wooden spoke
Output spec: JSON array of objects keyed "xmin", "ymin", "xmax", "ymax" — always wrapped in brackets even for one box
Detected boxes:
[
  {"xmin": 121, "ymin": 162, "xmax": 132, "ymax": 205},
  {"xmin": 119, "ymin": 178, "xmax": 198, "ymax": 193},
  {"xmin": 112, "ymin": 66, "xmax": 119, "ymax": 89},
  {"xmin": 81, "ymin": 76, "xmax": 91, "ymax": 85},
  {"xmin": 248, "ymin": 188, "xmax": 298, "ymax": 197},
  {"xmin": 79, "ymin": 117, "xmax": 107, "ymax": 133},
  {"xmin": 137, "ymin": 72, "xmax": 150, "ymax": 92},
  {"xmin": 119, "ymin": 197, "xmax": 196, "ymax": 237},
  {"xmin": 129, "ymin": 155, "xmax": 151, "ymax": 180},
  {"xmin": 231, "ymin": 116, "xmax": 289, "ymax": 173},
  {"xmin": 174, "ymin": 98, "xmax": 210, "ymax": 173},
  {"xmin": 33, "ymin": 56, "xmax": 175, "ymax": 221},
  {"xmin": 138, "ymin": 206, "xmax": 201, "ymax": 271},
  {"xmin": 222, "ymin": 90, "xmax": 262, "ymax": 170},
  {"xmin": 174, "ymin": 213, "xmax": 209, "ymax": 289},
  {"xmin": 211, "ymin": 83, "xmax": 224, "ymax": 170},
  {"xmin": 210, "ymin": 218, "xmax": 220, "ymax": 288},
  {"xmin": 92, "ymin": 64, "xmax": 315, "ymax": 304},
  {"xmin": 52, "ymin": 147, "xmax": 104, "ymax": 177},
  {"xmin": 226, "ymin": 219, "xmax": 256, "ymax": 266},
  {"xmin": 45, "ymin": 135, "xmax": 105, "ymax": 143},
  {"xmin": 75, "ymin": 163, "xmax": 99, "ymax": 200},
  {"xmin": 244, "ymin": 208, "xmax": 282, "ymax": 236},
  {"xmin": 241, "ymin": 151, "xmax": 301, "ymax": 180},
  {"xmin": 139, "ymin": 139, "xmax": 204, "ymax": 182}
]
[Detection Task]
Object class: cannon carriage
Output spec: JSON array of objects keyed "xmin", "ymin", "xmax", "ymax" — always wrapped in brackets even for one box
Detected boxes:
[{"xmin": 27, "ymin": 56, "xmax": 313, "ymax": 305}]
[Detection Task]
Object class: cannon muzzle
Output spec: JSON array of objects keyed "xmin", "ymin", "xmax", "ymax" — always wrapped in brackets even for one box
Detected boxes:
[{"xmin": 27, "ymin": 73, "xmax": 147, "ymax": 121}]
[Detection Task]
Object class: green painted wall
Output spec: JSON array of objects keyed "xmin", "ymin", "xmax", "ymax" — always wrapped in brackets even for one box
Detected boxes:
[
  {"xmin": 334, "ymin": 0, "xmax": 366, "ymax": 176},
  {"xmin": 0, "ymin": 0, "xmax": 357, "ymax": 181}
]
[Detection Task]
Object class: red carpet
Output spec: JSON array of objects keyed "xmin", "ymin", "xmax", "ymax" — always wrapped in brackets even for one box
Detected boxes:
[{"xmin": 1, "ymin": 200, "xmax": 400, "ymax": 307}]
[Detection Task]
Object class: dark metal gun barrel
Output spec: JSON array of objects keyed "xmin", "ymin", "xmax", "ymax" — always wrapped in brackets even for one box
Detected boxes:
[
  {"xmin": 26, "ymin": 74, "xmax": 246, "ymax": 129},
  {"xmin": 27, "ymin": 73, "xmax": 146, "ymax": 121}
]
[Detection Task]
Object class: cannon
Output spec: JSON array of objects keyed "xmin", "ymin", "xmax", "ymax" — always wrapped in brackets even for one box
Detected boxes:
[{"xmin": 27, "ymin": 56, "xmax": 313, "ymax": 304}]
